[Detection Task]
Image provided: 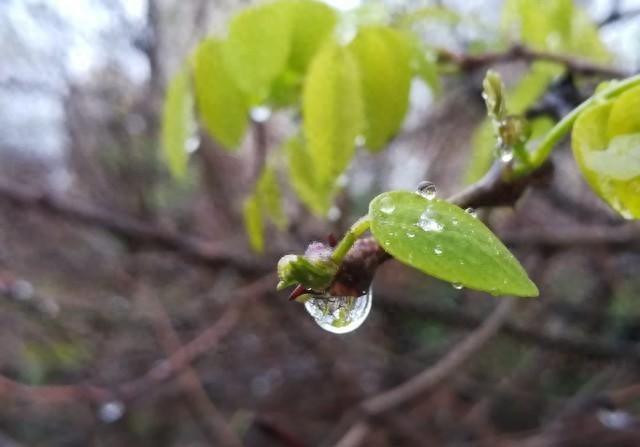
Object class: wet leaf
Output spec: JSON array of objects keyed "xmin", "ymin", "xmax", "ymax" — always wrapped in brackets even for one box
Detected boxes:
[
  {"xmin": 285, "ymin": 135, "xmax": 332, "ymax": 215},
  {"xmin": 369, "ymin": 191, "xmax": 538, "ymax": 296}
]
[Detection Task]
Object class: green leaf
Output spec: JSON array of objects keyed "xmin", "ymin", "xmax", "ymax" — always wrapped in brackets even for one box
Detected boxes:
[
  {"xmin": 256, "ymin": 165, "xmax": 288, "ymax": 230},
  {"xmin": 303, "ymin": 42, "xmax": 364, "ymax": 189},
  {"xmin": 348, "ymin": 26, "xmax": 412, "ymax": 150},
  {"xmin": 410, "ymin": 41, "xmax": 440, "ymax": 94},
  {"xmin": 193, "ymin": 39, "xmax": 248, "ymax": 150},
  {"xmin": 243, "ymin": 195, "xmax": 264, "ymax": 253},
  {"xmin": 282, "ymin": 0, "xmax": 337, "ymax": 73},
  {"xmin": 572, "ymin": 87, "xmax": 640, "ymax": 219},
  {"xmin": 162, "ymin": 68, "xmax": 194, "ymax": 179},
  {"xmin": 285, "ymin": 135, "xmax": 332, "ymax": 215},
  {"xmin": 368, "ymin": 191, "xmax": 538, "ymax": 297},
  {"xmin": 222, "ymin": 2, "xmax": 292, "ymax": 101}
]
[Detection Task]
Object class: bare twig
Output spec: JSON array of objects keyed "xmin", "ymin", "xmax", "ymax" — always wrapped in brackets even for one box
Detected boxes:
[
  {"xmin": 333, "ymin": 299, "xmax": 514, "ymax": 447},
  {"xmin": 439, "ymin": 45, "xmax": 630, "ymax": 78}
]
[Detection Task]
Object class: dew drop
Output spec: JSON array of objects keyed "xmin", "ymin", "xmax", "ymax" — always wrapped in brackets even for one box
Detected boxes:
[
  {"xmin": 98, "ymin": 400, "xmax": 125, "ymax": 423},
  {"xmin": 379, "ymin": 196, "xmax": 396, "ymax": 215},
  {"xmin": 416, "ymin": 181, "xmax": 437, "ymax": 200},
  {"xmin": 354, "ymin": 135, "xmax": 366, "ymax": 146},
  {"xmin": 434, "ymin": 246, "xmax": 443, "ymax": 255},
  {"xmin": 304, "ymin": 289, "xmax": 373, "ymax": 334},
  {"xmin": 465, "ymin": 207, "xmax": 478, "ymax": 218},
  {"xmin": 452, "ymin": 282, "xmax": 463, "ymax": 290},
  {"xmin": 417, "ymin": 209, "xmax": 443, "ymax": 232},
  {"xmin": 250, "ymin": 106, "xmax": 272, "ymax": 123},
  {"xmin": 185, "ymin": 135, "xmax": 201, "ymax": 153},
  {"xmin": 497, "ymin": 144, "xmax": 514, "ymax": 163}
]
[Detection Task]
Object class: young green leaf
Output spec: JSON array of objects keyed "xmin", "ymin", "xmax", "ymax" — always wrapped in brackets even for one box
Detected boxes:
[
  {"xmin": 162, "ymin": 68, "xmax": 194, "ymax": 179},
  {"xmin": 303, "ymin": 42, "xmax": 364, "ymax": 189},
  {"xmin": 368, "ymin": 191, "xmax": 539, "ymax": 297},
  {"xmin": 285, "ymin": 135, "xmax": 332, "ymax": 216},
  {"xmin": 282, "ymin": 0, "xmax": 337, "ymax": 73},
  {"xmin": 222, "ymin": 2, "xmax": 292, "ymax": 101},
  {"xmin": 256, "ymin": 165, "xmax": 288, "ymax": 230},
  {"xmin": 243, "ymin": 194, "xmax": 264, "ymax": 253},
  {"xmin": 192, "ymin": 39, "xmax": 248, "ymax": 150},
  {"xmin": 572, "ymin": 86, "xmax": 640, "ymax": 219},
  {"xmin": 348, "ymin": 26, "xmax": 412, "ymax": 151}
]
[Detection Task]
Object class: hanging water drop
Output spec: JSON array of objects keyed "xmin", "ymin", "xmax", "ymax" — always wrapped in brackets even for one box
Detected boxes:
[
  {"xmin": 497, "ymin": 144, "xmax": 514, "ymax": 163},
  {"xmin": 250, "ymin": 106, "xmax": 272, "ymax": 123},
  {"xmin": 465, "ymin": 207, "xmax": 478, "ymax": 218},
  {"xmin": 304, "ymin": 289, "xmax": 373, "ymax": 334},
  {"xmin": 98, "ymin": 400, "xmax": 125, "ymax": 423},
  {"xmin": 452, "ymin": 282, "xmax": 463, "ymax": 290},
  {"xmin": 416, "ymin": 181, "xmax": 437, "ymax": 200}
]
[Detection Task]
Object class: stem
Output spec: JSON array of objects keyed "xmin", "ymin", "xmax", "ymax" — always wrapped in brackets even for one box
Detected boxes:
[
  {"xmin": 330, "ymin": 216, "xmax": 371, "ymax": 264},
  {"xmin": 514, "ymin": 73, "xmax": 640, "ymax": 178}
]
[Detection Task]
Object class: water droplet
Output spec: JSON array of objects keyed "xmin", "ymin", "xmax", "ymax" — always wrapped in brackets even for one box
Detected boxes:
[
  {"xmin": 354, "ymin": 135, "xmax": 366, "ymax": 146},
  {"xmin": 327, "ymin": 206, "xmax": 341, "ymax": 222},
  {"xmin": 465, "ymin": 207, "xmax": 478, "ymax": 218},
  {"xmin": 452, "ymin": 282, "xmax": 463, "ymax": 290},
  {"xmin": 379, "ymin": 196, "xmax": 395, "ymax": 215},
  {"xmin": 406, "ymin": 232, "xmax": 416, "ymax": 238},
  {"xmin": 497, "ymin": 144, "xmax": 513, "ymax": 163},
  {"xmin": 452, "ymin": 218, "xmax": 459, "ymax": 226},
  {"xmin": 250, "ymin": 106, "xmax": 272, "ymax": 123},
  {"xmin": 98, "ymin": 400, "xmax": 125, "ymax": 423},
  {"xmin": 416, "ymin": 181, "xmax": 437, "ymax": 200},
  {"xmin": 417, "ymin": 209, "xmax": 443, "ymax": 232},
  {"xmin": 185, "ymin": 135, "xmax": 200, "ymax": 153},
  {"xmin": 434, "ymin": 246, "xmax": 443, "ymax": 255},
  {"xmin": 304, "ymin": 290, "xmax": 373, "ymax": 334}
]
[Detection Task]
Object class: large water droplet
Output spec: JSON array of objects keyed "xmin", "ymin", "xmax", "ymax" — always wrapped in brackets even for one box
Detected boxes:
[
  {"xmin": 465, "ymin": 207, "xmax": 478, "ymax": 218},
  {"xmin": 304, "ymin": 290, "xmax": 372, "ymax": 334},
  {"xmin": 379, "ymin": 196, "xmax": 395, "ymax": 215},
  {"xmin": 98, "ymin": 400, "xmax": 125, "ymax": 423},
  {"xmin": 250, "ymin": 106, "xmax": 272, "ymax": 123},
  {"xmin": 452, "ymin": 282, "xmax": 463, "ymax": 290},
  {"xmin": 417, "ymin": 209, "xmax": 443, "ymax": 232},
  {"xmin": 497, "ymin": 144, "xmax": 513, "ymax": 163},
  {"xmin": 416, "ymin": 181, "xmax": 437, "ymax": 200}
]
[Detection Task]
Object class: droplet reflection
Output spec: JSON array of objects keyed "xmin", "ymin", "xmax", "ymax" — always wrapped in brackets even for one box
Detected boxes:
[
  {"xmin": 416, "ymin": 181, "xmax": 437, "ymax": 200},
  {"xmin": 304, "ymin": 289, "xmax": 372, "ymax": 334}
]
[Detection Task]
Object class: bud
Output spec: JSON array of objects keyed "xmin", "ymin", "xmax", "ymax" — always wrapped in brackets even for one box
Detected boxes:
[
  {"xmin": 482, "ymin": 70, "xmax": 506, "ymax": 119},
  {"xmin": 277, "ymin": 242, "xmax": 339, "ymax": 292},
  {"xmin": 498, "ymin": 114, "xmax": 531, "ymax": 147}
]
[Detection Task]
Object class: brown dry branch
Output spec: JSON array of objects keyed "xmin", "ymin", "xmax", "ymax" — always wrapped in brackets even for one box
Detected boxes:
[{"xmin": 332, "ymin": 299, "xmax": 515, "ymax": 447}]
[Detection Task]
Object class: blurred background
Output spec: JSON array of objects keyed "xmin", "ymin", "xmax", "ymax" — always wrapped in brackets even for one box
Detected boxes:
[{"xmin": 1, "ymin": 0, "xmax": 640, "ymax": 446}]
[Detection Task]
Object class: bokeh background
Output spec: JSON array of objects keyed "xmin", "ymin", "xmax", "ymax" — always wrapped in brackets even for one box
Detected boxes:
[{"xmin": 1, "ymin": 0, "xmax": 640, "ymax": 446}]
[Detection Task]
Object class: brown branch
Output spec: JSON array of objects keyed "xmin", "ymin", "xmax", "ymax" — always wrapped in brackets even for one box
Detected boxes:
[
  {"xmin": 438, "ymin": 45, "xmax": 630, "ymax": 78},
  {"xmin": 0, "ymin": 179, "xmax": 261, "ymax": 273},
  {"xmin": 333, "ymin": 299, "xmax": 514, "ymax": 447}
]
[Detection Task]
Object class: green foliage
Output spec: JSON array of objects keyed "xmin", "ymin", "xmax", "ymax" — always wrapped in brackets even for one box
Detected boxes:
[
  {"xmin": 572, "ymin": 86, "xmax": 640, "ymax": 219},
  {"xmin": 222, "ymin": 2, "xmax": 293, "ymax": 102},
  {"xmin": 303, "ymin": 42, "xmax": 364, "ymax": 195},
  {"xmin": 193, "ymin": 39, "xmax": 248, "ymax": 150},
  {"xmin": 242, "ymin": 194, "xmax": 264, "ymax": 252},
  {"xmin": 368, "ymin": 191, "xmax": 538, "ymax": 297},
  {"xmin": 285, "ymin": 135, "xmax": 331, "ymax": 215},
  {"xmin": 161, "ymin": 69, "xmax": 194, "ymax": 179},
  {"xmin": 348, "ymin": 26, "xmax": 412, "ymax": 150}
]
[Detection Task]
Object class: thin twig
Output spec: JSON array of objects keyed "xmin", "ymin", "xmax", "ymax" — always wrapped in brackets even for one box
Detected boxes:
[{"xmin": 333, "ymin": 299, "xmax": 514, "ymax": 447}]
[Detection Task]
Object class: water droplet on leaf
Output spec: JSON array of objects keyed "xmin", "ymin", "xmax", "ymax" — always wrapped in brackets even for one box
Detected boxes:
[
  {"xmin": 416, "ymin": 181, "xmax": 437, "ymax": 200},
  {"xmin": 185, "ymin": 136, "xmax": 200, "ymax": 153},
  {"xmin": 417, "ymin": 209, "xmax": 443, "ymax": 232},
  {"xmin": 497, "ymin": 144, "xmax": 513, "ymax": 163},
  {"xmin": 452, "ymin": 282, "xmax": 463, "ymax": 290},
  {"xmin": 304, "ymin": 290, "xmax": 372, "ymax": 334},
  {"xmin": 98, "ymin": 400, "xmax": 125, "ymax": 423},
  {"xmin": 379, "ymin": 196, "xmax": 396, "ymax": 215},
  {"xmin": 465, "ymin": 207, "xmax": 478, "ymax": 218},
  {"xmin": 434, "ymin": 246, "xmax": 443, "ymax": 255}
]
